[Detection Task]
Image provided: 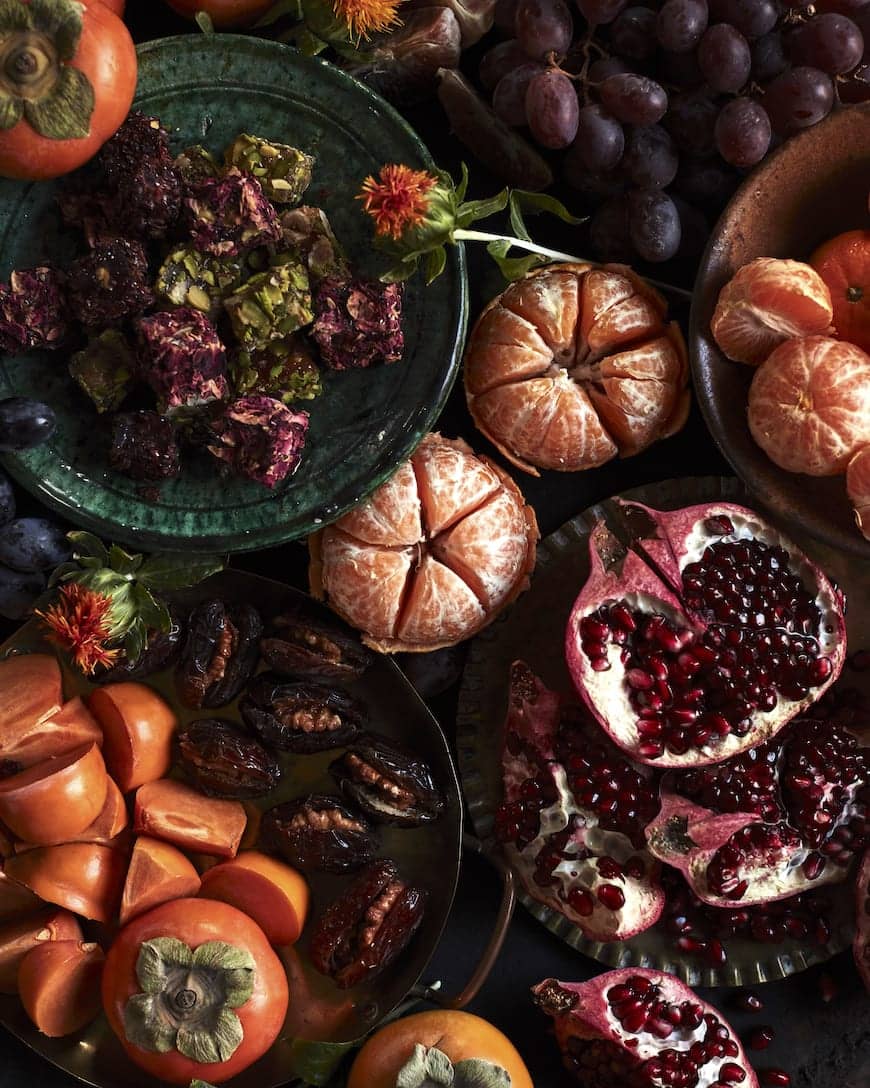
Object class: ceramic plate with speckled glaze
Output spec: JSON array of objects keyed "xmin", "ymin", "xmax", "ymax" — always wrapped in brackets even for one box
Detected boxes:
[{"xmin": 0, "ymin": 36, "xmax": 467, "ymax": 553}]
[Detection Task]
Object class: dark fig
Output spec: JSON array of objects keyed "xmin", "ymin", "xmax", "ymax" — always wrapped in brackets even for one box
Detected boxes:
[
  {"xmin": 330, "ymin": 732, "xmax": 445, "ymax": 826},
  {"xmin": 309, "ymin": 858, "xmax": 426, "ymax": 988},
  {"xmin": 96, "ymin": 606, "xmax": 185, "ymax": 684},
  {"xmin": 353, "ymin": 9, "xmax": 462, "ymax": 106},
  {"xmin": 240, "ymin": 673, "xmax": 364, "ymax": 754},
  {"xmin": 259, "ymin": 607, "xmax": 374, "ymax": 682},
  {"xmin": 177, "ymin": 718, "xmax": 281, "ymax": 799},
  {"xmin": 261, "ymin": 794, "xmax": 378, "ymax": 873},
  {"xmin": 175, "ymin": 599, "xmax": 262, "ymax": 709}
]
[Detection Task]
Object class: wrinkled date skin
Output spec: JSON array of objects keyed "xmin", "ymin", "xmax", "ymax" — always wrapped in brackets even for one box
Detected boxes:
[
  {"xmin": 330, "ymin": 732, "xmax": 445, "ymax": 826},
  {"xmin": 260, "ymin": 608, "xmax": 375, "ymax": 682},
  {"xmin": 309, "ymin": 858, "xmax": 426, "ymax": 988},
  {"xmin": 97, "ymin": 607, "xmax": 186, "ymax": 684},
  {"xmin": 260, "ymin": 793, "xmax": 378, "ymax": 873},
  {"xmin": 176, "ymin": 599, "xmax": 262, "ymax": 708},
  {"xmin": 240, "ymin": 673, "xmax": 364, "ymax": 753},
  {"xmin": 177, "ymin": 718, "xmax": 281, "ymax": 799}
]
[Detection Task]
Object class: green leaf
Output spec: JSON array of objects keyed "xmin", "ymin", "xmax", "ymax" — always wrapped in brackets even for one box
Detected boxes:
[
  {"xmin": 486, "ymin": 239, "xmax": 550, "ymax": 282},
  {"xmin": 23, "ymin": 64, "xmax": 93, "ymax": 140},
  {"xmin": 508, "ymin": 189, "xmax": 585, "ymax": 243},
  {"xmin": 68, "ymin": 531, "xmax": 109, "ymax": 564},
  {"xmin": 254, "ymin": 0, "xmax": 303, "ymax": 25},
  {"xmin": 137, "ymin": 553, "xmax": 225, "ymax": 592},
  {"xmin": 195, "ymin": 10, "xmax": 215, "ymax": 32},
  {"xmin": 0, "ymin": 93, "xmax": 22, "ymax": 132},
  {"xmin": 47, "ymin": 561, "xmax": 79, "ymax": 588},
  {"xmin": 455, "ymin": 189, "xmax": 509, "ymax": 230},
  {"xmin": 131, "ymin": 584, "xmax": 171, "ymax": 633},
  {"xmin": 0, "ymin": 0, "xmax": 32, "ymax": 33},
  {"xmin": 123, "ymin": 621, "xmax": 146, "ymax": 667},
  {"xmin": 295, "ymin": 27, "xmax": 329, "ymax": 55},
  {"xmin": 379, "ymin": 255, "xmax": 420, "ymax": 284},
  {"xmin": 454, "ymin": 162, "xmax": 469, "ymax": 205},
  {"xmin": 108, "ymin": 543, "xmax": 139, "ymax": 576},
  {"xmin": 423, "ymin": 246, "xmax": 447, "ymax": 285},
  {"xmin": 287, "ymin": 1038, "xmax": 358, "ymax": 1086}
]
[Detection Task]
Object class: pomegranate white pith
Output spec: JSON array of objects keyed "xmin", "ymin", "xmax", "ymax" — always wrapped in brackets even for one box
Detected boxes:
[
  {"xmin": 565, "ymin": 501, "xmax": 846, "ymax": 769},
  {"xmin": 533, "ymin": 968, "xmax": 760, "ymax": 1088}
]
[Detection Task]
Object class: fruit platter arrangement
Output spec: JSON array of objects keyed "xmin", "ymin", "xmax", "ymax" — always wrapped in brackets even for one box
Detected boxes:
[{"xmin": 0, "ymin": 2, "xmax": 867, "ymax": 1088}]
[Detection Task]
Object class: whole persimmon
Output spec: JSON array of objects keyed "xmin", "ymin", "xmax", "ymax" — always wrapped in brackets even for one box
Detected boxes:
[
  {"xmin": 347, "ymin": 1009, "xmax": 533, "ymax": 1088},
  {"xmin": 810, "ymin": 229, "xmax": 870, "ymax": 355}
]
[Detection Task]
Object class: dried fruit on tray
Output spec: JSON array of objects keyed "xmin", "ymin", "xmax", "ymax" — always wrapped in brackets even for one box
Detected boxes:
[
  {"xmin": 279, "ymin": 205, "xmax": 349, "ymax": 282},
  {"xmin": 108, "ymin": 412, "xmax": 182, "ymax": 482},
  {"xmin": 67, "ymin": 239, "xmax": 155, "ymax": 330},
  {"xmin": 224, "ymin": 261, "xmax": 314, "ymax": 351},
  {"xmin": 312, "ymin": 275, "xmax": 404, "ymax": 369},
  {"xmin": 208, "ymin": 395, "xmax": 310, "ymax": 488},
  {"xmin": 0, "ymin": 267, "xmax": 69, "ymax": 354},
  {"xmin": 224, "ymin": 133, "xmax": 315, "ymax": 205},
  {"xmin": 231, "ymin": 335, "xmax": 322, "ymax": 403},
  {"xmin": 136, "ymin": 308, "xmax": 229, "ymax": 415},
  {"xmin": 69, "ymin": 331, "xmax": 137, "ymax": 414}
]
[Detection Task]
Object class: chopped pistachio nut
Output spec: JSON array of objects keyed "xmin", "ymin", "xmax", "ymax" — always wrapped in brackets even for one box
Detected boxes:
[
  {"xmin": 232, "ymin": 335, "xmax": 322, "ymax": 403},
  {"xmin": 224, "ymin": 133, "xmax": 314, "ymax": 205},
  {"xmin": 69, "ymin": 329, "xmax": 136, "ymax": 413},
  {"xmin": 224, "ymin": 261, "xmax": 314, "ymax": 352},
  {"xmin": 174, "ymin": 145, "xmax": 222, "ymax": 186},
  {"xmin": 278, "ymin": 205, "xmax": 350, "ymax": 283},
  {"xmin": 156, "ymin": 246, "xmax": 242, "ymax": 319}
]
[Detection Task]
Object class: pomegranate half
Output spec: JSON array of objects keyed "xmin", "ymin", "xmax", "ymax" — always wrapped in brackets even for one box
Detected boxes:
[
  {"xmin": 856, "ymin": 847, "xmax": 870, "ymax": 992},
  {"xmin": 493, "ymin": 662, "xmax": 664, "ymax": 942},
  {"xmin": 532, "ymin": 968, "xmax": 759, "ymax": 1088},
  {"xmin": 645, "ymin": 712, "xmax": 868, "ymax": 907},
  {"xmin": 565, "ymin": 501, "xmax": 846, "ymax": 768}
]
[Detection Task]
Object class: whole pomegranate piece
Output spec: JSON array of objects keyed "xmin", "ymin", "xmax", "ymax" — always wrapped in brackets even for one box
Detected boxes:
[
  {"xmin": 646, "ymin": 713, "xmax": 869, "ymax": 907},
  {"xmin": 494, "ymin": 662, "xmax": 664, "ymax": 942},
  {"xmin": 565, "ymin": 500, "xmax": 846, "ymax": 767},
  {"xmin": 748, "ymin": 336, "xmax": 870, "ymax": 476},
  {"xmin": 846, "ymin": 445, "xmax": 870, "ymax": 541},
  {"xmin": 855, "ymin": 847, "xmax": 870, "ymax": 991},
  {"xmin": 533, "ymin": 968, "xmax": 760, "ymax": 1087},
  {"xmin": 711, "ymin": 257, "xmax": 833, "ymax": 366}
]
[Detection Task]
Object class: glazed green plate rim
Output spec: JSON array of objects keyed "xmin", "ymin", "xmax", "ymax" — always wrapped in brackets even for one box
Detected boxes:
[{"xmin": 0, "ymin": 35, "xmax": 468, "ymax": 554}]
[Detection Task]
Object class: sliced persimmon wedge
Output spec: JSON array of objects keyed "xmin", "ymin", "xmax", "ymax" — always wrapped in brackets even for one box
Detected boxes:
[
  {"xmin": 5, "ymin": 843, "xmax": 127, "ymax": 923},
  {"xmin": 119, "ymin": 835, "xmax": 201, "ymax": 926},
  {"xmin": 1, "ymin": 697, "xmax": 103, "ymax": 770},
  {"xmin": 0, "ymin": 908, "xmax": 81, "ymax": 993},
  {"xmin": 0, "ymin": 867, "xmax": 42, "ymax": 921},
  {"xmin": 133, "ymin": 778, "xmax": 246, "ymax": 858},
  {"xmin": 88, "ymin": 682, "xmax": 178, "ymax": 792},
  {"xmin": 0, "ymin": 655, "xmax": 64, "ymax": 763},
  {"xmin": 18, "ymin": 939, "xmax": 105, "ymax": 1036},
  {"xmin": 199, "ymin": 850, "xmax": 309, "ymax": 946}
]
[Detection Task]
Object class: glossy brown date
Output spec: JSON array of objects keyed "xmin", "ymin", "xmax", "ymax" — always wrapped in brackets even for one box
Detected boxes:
[
  {"xmin": 260, "ymin": 794, "xmax": 378, "ymax": 874},
  {"xmin": 259, "ymin": 607, "xmax": 374, "ymax": 681},
  {"xmin": 309, "ymin": 858, "xmax": 426, "ymax": 988},
  {"xmin": 177, "ymin": 718, "xmax": 281, "ymax": 799},
  {"xmin": 175, "ymin": 599, "xmax": 262, "ymax": 709},
  {"xmin": 240, "ymin": 674, "xmax": 364, "ymax": 753},
  {"xmin": 330, "ymin": 732, "xmax": 445, "ymax": 826}
]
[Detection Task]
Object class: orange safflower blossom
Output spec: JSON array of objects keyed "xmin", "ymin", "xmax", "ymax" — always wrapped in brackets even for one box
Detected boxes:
[
  {"xmin": 358, "ymin": 164, "xmax": 439, "ymax": 241},
  {"xmin": 333, "ymin": 0, "xmax": 402, "ymax": 41},
  {"xmin": 36, "ymin": 583, "xmax": 120, "ymax": 675}
]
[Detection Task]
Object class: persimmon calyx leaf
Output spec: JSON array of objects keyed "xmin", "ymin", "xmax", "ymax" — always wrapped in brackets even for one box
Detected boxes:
[{"xmin": 396, "ymin": 1044, "xmax": 511, "ymax": 1088}]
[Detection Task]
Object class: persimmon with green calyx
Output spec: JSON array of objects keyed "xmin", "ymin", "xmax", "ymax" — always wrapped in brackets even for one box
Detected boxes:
[
  {"xmin": 347, "ymin": 1010, "xmax": 534, "ymax": 1088},
  {"xmin": 102, "ymin": 897, "xmax": 289, "ymax": 1085},
  {"xmin": 164, "ymin": 0, "xmax": 273, "ymax": 29},
  {"xmin": 0, "ymin": 0, "xmax": 136, "ymax": 181}
]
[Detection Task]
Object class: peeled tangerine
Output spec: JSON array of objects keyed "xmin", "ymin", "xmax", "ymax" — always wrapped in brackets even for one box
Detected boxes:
[
  {"xmin": 463, "ymin": 263, "xmax": 689, "ymax": 474},
  {"xmin": 748, "ymin": 336, "xmax": 870, "ymax": 475},
  {"xmin": 711, "ymin": 257, "xmax": 833, "ymax": 366},
  {"xmin": 309, "ymin": 433, "xmax": 538, "ymax": 652},
  {"xmin": 847, "ymin": 445, "xmax": 870, "ymax": 540}
]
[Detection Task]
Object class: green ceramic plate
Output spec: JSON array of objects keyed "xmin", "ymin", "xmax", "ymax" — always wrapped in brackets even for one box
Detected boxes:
[{"xmin": 0, "ymin": 35, "xmax": 468, "ymax": 553}]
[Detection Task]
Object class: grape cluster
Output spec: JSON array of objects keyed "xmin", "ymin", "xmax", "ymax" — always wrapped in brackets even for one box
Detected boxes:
[{"xmin": 480, "ymin": 0, "xmax": 870, "ymax": 263}]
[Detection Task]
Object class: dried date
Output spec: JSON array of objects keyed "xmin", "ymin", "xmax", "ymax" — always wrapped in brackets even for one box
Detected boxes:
[
  {"xmin": 176, "ymin": 599, "xmax": 262, "ymax": 709},
  {"xmin": 330, "ymin": 733, "xmax": 445, "ymax": 826},
  {"xmin": 177, "ymin": 719, "xmax": 281, "ymax": 799},
  {"xmin": 240, "ymin": 673, "xmax": 364, "ymax": 753},
  {"xmin": 260, "ymin": 794, "xmax": 377, "ymax": 873},
  {"xmin": 260, "ymin": 607, "xmax": 374, "ymax": 681},
  {"xmin": 309, "ymin": 858, "xmax": 426, "ymax": 988}
]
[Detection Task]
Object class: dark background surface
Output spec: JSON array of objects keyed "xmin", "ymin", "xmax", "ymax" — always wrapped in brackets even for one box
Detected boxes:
[{"xmin": 0, "ymin": 3, "xmax": 868, "ymax": 1087}]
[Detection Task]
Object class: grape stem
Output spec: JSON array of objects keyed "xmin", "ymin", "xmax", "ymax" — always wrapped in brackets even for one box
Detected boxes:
[{"xmin": 454, "ymin": 229, "xmax": 694, "ymax": 301}]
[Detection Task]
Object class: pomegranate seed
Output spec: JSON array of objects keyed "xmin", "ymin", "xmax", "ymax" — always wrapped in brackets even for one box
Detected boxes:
[
  {"xmin": 590, "ymin": 656, "xmax": 611, "ymax": 672},
  {"xmin": 705, "ymin": 515, "xmax": 734, "ymax": 535},
  {"xmin": 733, "ymin": 991, "xmax": 763, "ymax": 1012},
  {"xmin": 706, "ymin": 938, "xmax": 726, "ymax": 967},
  {"xmin": 802, "ymin": 854, "xmax": 825, "ymax": 880},
  {"xmin": 720, "ymin": 1063, "xmax": 747, "ymax": 1083},
  {"xmin": 610, "ymin": 602, "xmax": 636, "ymax": 631},
  {"xmin": 676, "ymin": 935, "xmax": 708, "ymax": 954},
  {"xmin": 596, "ymin": 883, "xmax": 625, "ymax": 910},
  {"xmin": 748, "ymin": 1026, "xmax": 775, "ymax": 1050},
  {"xmin": 620, "ymin": 1003, "xmax": 649, "ymax": 1033},
  {"xmin": 607, "ymin": 983, "xmax": 633, "ymax": 1005},
  {"xmin": 567, "ymin": 888, "xmax": 594, "ymax": 917},
  {"xmin": 627, "ymin": 668, "xmax": 654, "ymax": 690},
  {"xmin": 581, "ymin": 617, "xmax": 609, "ymax": 641},
  {"xmin": 759, "ymin": 1071, "xmax": 790, "ymax": 1087}
]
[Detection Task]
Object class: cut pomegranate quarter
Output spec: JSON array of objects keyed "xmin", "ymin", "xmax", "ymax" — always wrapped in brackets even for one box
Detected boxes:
[
  {"xmin": 533, "ymin": 968, "xmax": 760, "ymax": 1087},
  {"xmin": 565, "ymin": 501, "xmax": 846, "ymax": 768},
  {"xmin": 310, "ymin": 433, "xmax": 538, "ymax": 652},
  {"xmin": 493, "ymin": 662, "xmax": 664, "ymax": 942},
  {"xmin": 463, "ymin": 263, "xmax": 689, "ymax": 474}
]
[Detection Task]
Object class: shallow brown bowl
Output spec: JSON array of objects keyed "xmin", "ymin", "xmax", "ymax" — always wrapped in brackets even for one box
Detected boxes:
[{"xmin": 689, "ymin": 102, "xmax": 870, "ymax": 558}]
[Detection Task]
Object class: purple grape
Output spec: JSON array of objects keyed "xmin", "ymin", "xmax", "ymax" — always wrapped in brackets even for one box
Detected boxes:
[
  {"xmin": 709, "ymin": 0, "xmax": 778, "ymax": 39},
  {"xmin": 0, "ymin": 518, "xmax": 71, "ymax": 572},
  {"xmin": 697, "ymin": 23, "xmax": 752, "ymax": 92},
  {"xmin": 525, "ymin": 69, "xmax": 580, "ymax": 147},
  {"xmin": 788, "ymin": 13, "xmax": 864, "ymax": 74},
  {"xmin": 0, "ymin": 397, "xmax": 56, "ymax": 452},
  {"xmin": 764, "ymin": 66, "xmax": 835, "ymax": 132},
  {"xmin": 714, "ymin": 97, "xmax": 772, "ymax": 167},
  {"xmin": 0, "ymin": 469, "xmax": 14, "ymax": 528},
  {"xmin": 664, "ymin": 90, "xmax": 717, "ymax": 155},
  {"xmin": 623, "ymin": 124, "xmax": 679, "ymax": 188},
  {"xmin": 589, "ymin": 195, "xmax": 633, "ymax": 260},
  {"xmin": 656, "ymin": 0, "xmax": 708, "ymax": 53},
  {"xmin": 494, "ymin": 63, "xmax": 545, "ymax": 125},
  {"xmin": 479, "ymin": 40, "xmax": 530, "ymax": 92},
  {"xmin": 563, "ymin": 157, "xmax": 627, "ymax": 201},
  {"xmin": 611, "ymin": 6, "xmax": 658, "ymax": 59},
  {"xmin": 627, "ymin": 187, "xmax": 681, "ymax": 262},
  {"xmin": 588, "ymin": 56, "xmax": 631, "ymax": 80},
  {"xmin": 572, "ymin": 103, "xmax": 626, "ymax": 171},
  {"xmin": 599, "ymin": 72, "xmax": 668, "ymax": 124},
  {"xmin": 815, "ymin": 0, "xmax": 869, "ymax": 11},
  {"xmin": 751, "ymin": 31, "xmax": 789, "ymax": 83},
  {"xmin": 515, "ymin": 0, "xmax": 573, "ymax": 59},
  {"xmin": 575, "ymin": 0, "xmax": 630, "ymax": 25}
]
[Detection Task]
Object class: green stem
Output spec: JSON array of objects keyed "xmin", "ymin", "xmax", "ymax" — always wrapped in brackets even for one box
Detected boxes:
[{"xmin": 453, "ymin": 228, "xmax": 694, "ymax": 302}]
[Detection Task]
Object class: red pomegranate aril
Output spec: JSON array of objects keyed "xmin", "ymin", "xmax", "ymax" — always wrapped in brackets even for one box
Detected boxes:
[
  {"xmin": 734, "ymin": 991, "xmax": 764, "ymax": 1012},
  {"xmin": 590, "ymin": 655, "xmax": 611, "ymax": 672},
  {"xmin": 759, "ymin": 1071, "xmax": 790, "ymax": 1087},
  {"xmin": 748, "ymin": 1026, "xmax": 775, "ymax": 1050},
  {"xmin": 706, "ymin": 938, "xmax": 727, "ymax": 967},
  {"xmin": 581, "ymin": 617, "xmax": 610, "ymax": 641},
  {"xmin": 627, "ymin": 668, "xmax": 654, "ymax": 690},
  {"xmin": 597, "ymin": 856, "xmax": 624, "ymax": 879},
  {"xmin": 611, "ymin": 603, "xmax": 636, "ymax": 632},
  {"xmin": 677, "ymin": 935, "xmax": 709, "ymax": 954},
  {"xmin": 597, "ymin": 883, "xmax": 626, "ymax": 910},
  {"xmin": 802, "ymin": 854, "xmax": 825, "ymax": 880},
  {"xmin": 720, "ymin": 1062, "xmax": 748, "ymax": 1083},
  {"xmin": 567, "ymin": 888, "xmax": 595, "ymax": 916}
]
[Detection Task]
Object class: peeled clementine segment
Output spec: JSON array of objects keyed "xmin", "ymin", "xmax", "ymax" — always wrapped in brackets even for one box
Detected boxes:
[
  {"xmin": 711, "ymin": 257, "xmax": 833, "ymax": 366},
  {"xmin": 0, "ymin": 655, "xmax": 64, "ymax": 763},
  {"xmin": 119, "ymin": 835, "xmax": 201, "ymax": 925},
  {"xmin": 18, "ymin": 939, "xmax": 105, "ymax": 1037},
  {"xmin": 0, "ymin": 908, "xmax": 81, "ymax": 993},
  {"xmin": 5, "ymin": 844, "xmax": 126, "ymax": 923},
  {"xmin": 500, "ymin": 270, "xmax": 582, "ymax": 365},
  {"xmin": 810, "ymin": 229, "xmax": 870, "ymax": 354},
  {"xmin": 463, "ymin": 306, "xmax": 553, "ymax": 396},
  {"xmin": 748, "ymin": 336, "xmax": 870, "ymax": 476},
  {"xmin": 198, "ymin": 850, "xmax": 309, "ymax": 946},
  {"xmin": 464, "ymin": 264, "xmax": 687, "ymax": 475},
  {"xmin": 413, "ymin": 432, "xmax": 501, "ymax": 534},
  {"xmin": 846, "ymin": 446, "xmax": 870, "ymax": 540},
  {"xmin": 331, "ymin": 458, "xmax": 422, "ymax": 547},
  {"xmin": 397, "ymin": 553, "xmax": 486, "ymax": 647},
  {"xmin": 317, "ymin": 531, "xmax": 413, "ymax": 640}
]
